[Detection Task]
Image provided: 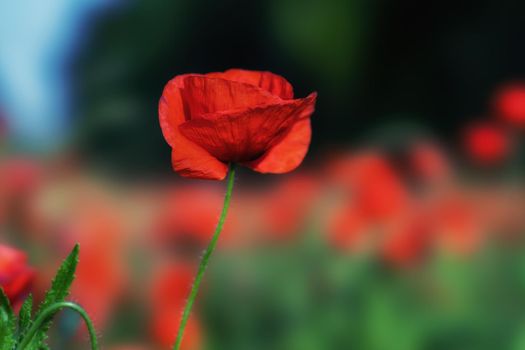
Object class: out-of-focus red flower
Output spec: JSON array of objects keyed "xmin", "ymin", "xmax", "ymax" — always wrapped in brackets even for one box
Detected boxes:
[
  {"xmin": 327, "ymin": 203, "xmax": 369, "ymax": 252},
  {"xmin": 0, "ymin": 244, "xmax": 34, "ymax": 307},
  {"xmin": 381, "ymin": 211, "xmax": 430, "ymax": 268},
  {"xmin": 431, "ymin": 192, "xmax": 482, "ymax": 256},
  {"xmin": 261, "ymin": 174, "xmax": 320, "ymax": 241},
  {"xmin": 0, "ymin": 158, "xmax": 42, "ymax": 226},
  {"xmin": 150, "ymin": 262, "xmax": 201, "ymax": 350},
  {"xmin": 463, "ymin": 122, "xmax": 509, "ymax": 165},
  {"xmin": 0, "ymin": 158, "xmax": 42, "ymax": 197},
  {"xmin": 494, "ymin": 83, "xmax": 525, "ymax": 125},
  {"xmin": 473, "ymin": 187, "xmax": 525, "ymax": 239},
  {"xmin": 58, "ymin": 188, "xmax": 127, "ymax": 330},
  {"xmin": 327, "ymin": 152, "xmax": 408, "ymax": 221},
  {"xmin": 159, "ymin": 69, "xmax": 317, "ymax": 180},
  {"xmin": 154, "ymin": 186, "xmax": 238, "ymax": 251},
  {"xmin": 409, "ymin": 142, "xmax": 451, "ymax": 183}
]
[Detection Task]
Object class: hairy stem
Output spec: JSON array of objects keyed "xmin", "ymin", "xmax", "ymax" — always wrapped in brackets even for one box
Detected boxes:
[
  {"xmin": 173, "ymin": 163, "xmax": 236, "ymax": 350},
  {"xmin": 18, "ymin": 301, "xmax": 98, "ymax": 350}
]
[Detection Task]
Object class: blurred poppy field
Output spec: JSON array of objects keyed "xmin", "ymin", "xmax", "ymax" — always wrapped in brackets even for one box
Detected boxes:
[{"xmin": 2, "ymin": 1, "xmax": 525, "ymax": 349}]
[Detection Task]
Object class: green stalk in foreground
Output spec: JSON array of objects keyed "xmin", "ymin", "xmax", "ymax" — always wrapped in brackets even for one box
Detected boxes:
[
  {"xmin": 173, "ymin": 163, "xmax": 236, "ymax": 350},
  {"xmin": 18, "ymin": 301, "xmax": 99, "ymax": 350}
]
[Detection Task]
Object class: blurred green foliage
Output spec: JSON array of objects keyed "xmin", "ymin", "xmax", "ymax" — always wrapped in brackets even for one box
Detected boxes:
[{"xmin": 202, "ymin": 236, "xmax": 525, "ymax": 350}]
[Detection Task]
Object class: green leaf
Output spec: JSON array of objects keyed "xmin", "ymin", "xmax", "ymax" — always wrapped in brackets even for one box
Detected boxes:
[
  {"xmin": 17, "ymin": 294, "xmax": 33, "ymax": 342},
  {"xmin": 31, "ymin": 244, "xmax": 80, "ymax": 348},
  {"xmin": 0, "ymin": 288, "xmax": 17, "ymax": 350}
]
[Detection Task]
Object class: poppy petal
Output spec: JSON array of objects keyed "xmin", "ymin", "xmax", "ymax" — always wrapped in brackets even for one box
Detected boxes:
[
  {"xmin": 245, "ymin": 118, "xmax": 312, "ymax": 173},
  {"xmin": 181, "ymin": 75, "xmax": 281, "ymax": 119},
  {"xmin": 207, "ymin": 69, "xmax": 294, "ymax": 99},
  {"xmin": 170, "ymin": 147, "xmax": 228, "ymax": 180},
  {"xmin": 178, "ymin": 94, "xmax": 316, "ymax": 164},
  {"xmin": 245, "ymin": 92, "xmax": 316, "ymax": 173},
  {"xmin": 159, "ymin": 75, "xmax": 228, "ymax": 180},
  {"xmin": 158, "ymin": 74, "xmax": 190, "ymax": 146}
]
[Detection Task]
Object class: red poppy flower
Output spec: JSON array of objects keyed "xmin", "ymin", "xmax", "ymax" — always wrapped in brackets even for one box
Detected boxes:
[
  {"xmin": 0, "ymin": 244, "xmax": 34, "ymax": 307},
  {"xmin": 150, "ymin": 263, "xmax": 202, "ymax": 349},
  {"xmin": 463, "ymin": 122, "xmax": 509, "ymax": 165},
  {"xmin": 494, "ymin": 83, "xmax": 525, "ymax": 125},
  {"xmin": 159, "ymin": 69, "xmax": 317, "ymax": 180}
]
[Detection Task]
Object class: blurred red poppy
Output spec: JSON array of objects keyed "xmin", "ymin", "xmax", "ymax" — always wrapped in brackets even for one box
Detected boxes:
[
  {"xmin": 431, "ymin": 192, "xmax": 482, "ymax": 256},
  {"xmin": 150, "ymin": 262, "xmax": 202, "ymax": 350},
  {"xmin": 473, "ymin": 187, "xmax": 525, "ymax": 239},
  {"xmin": 0, "ymin": 158, "xmax": 42, "ymax": 226},
  {"xmin": 159, "ymin": 69, "xmax": 317, "ymax": 180},
  {"xmin": 327, "ymin": 203, "xmax": 369, "ymax": 251},
  {"xmin": 494, "ymin": 83, "xmax": 525, "ymax": 125},
  {"xmin": 261, "ymin": 174, "xmax": 320, "ymax": 241},
  {"xmin": 327, "ymin": 152, "xmax": 408, "ymax": 221},
  {"xmin": 381, "ymin": 211, "xmax": 431, "ymax": 268},
  {"xmin": 0, "ymin": 244, "xmax": 34, "ymax": 307},
  {"xmin": 154, "ymin": 185, "xmax": 238, "ymax": 251},
  {"xmin": 59, "ymin": 189, "xmax": 127, "ymax": 330},
  {"xmin": 463, "ymin": 122, "xmax": 509, "ymax": 165},
  {"xmin": 0, "ymin": 158, "xmax": 42, "ymax": 197}
]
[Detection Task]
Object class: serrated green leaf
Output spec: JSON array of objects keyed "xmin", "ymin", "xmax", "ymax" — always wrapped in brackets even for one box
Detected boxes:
[
  {"xmin": 0, "ymin": 288, "xmax": 17, "ymax": 350},
  {"xmin": 40, "ymin": 244, "xmax": 79, "ymax": 310},
  {"xmin": 17, "ymin": 294, "xmax": 33, "ymax": 343},
  {"xmin": 30, "ymin": 244, "xmax": 80, "ymax": 348}
]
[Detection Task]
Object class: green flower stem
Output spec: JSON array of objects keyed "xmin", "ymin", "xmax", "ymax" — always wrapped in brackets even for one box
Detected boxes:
[
  {"xmin": 173, "ymin": 163, "xmax": 237, "ymax": 350},
  {"xmin": 18, "ymin": 301, "xmax": 98, "ymax": 350}
]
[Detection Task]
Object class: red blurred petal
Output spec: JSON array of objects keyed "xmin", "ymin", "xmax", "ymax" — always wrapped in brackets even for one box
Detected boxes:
[
  {"xmin": 261, "ymin": 174, "xmax": 320, "ymax": 240},
  {"xmin": 494, "ymin": 83, "xmax": 525, "ymax": 125},
  {"xmin": 329, "ymin": 152, "xmax": 408, "ymax": 221},
  {"xmin": 328, "ymin": 205, "xmax": 369, "ymax": 251},
  {"xmin": 2, "ymin": 268, "xmax": 34, "ymax": 304},
  {"xmin": 150, "ymin": 263, "xmax": 201, "ymax": 349},
  {"xmin": 409, "ymin": 142, "xmax": 451, "ymax": 182},
  {"xmin": 207, "ymin": 69, "xmax": 294, "ymax": 99},
  {"xmin": 432, "ymin": 193, "xmax": 483, "ymax": 256},
  {"xmin": 463, "ymin": 122, "xmax": 509, "ymax": 165},
  {"xmin": 0, "ymin": 245, "xmax": 34, "ymax": 307},
  {"xmin": 154, "ymin": 186, "xmax": 238, "ymax": 249},
  {"xmin": 381, "ymin": 212, "xmax": 430, "ymax": 268}
]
